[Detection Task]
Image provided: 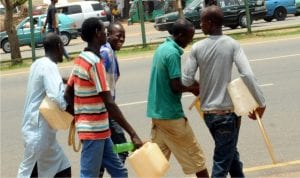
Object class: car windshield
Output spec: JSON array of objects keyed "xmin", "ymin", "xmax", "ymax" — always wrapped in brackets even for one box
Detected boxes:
[{"xmin": 184, "ymin": 0, "xmax": 203, "ymax": 10}]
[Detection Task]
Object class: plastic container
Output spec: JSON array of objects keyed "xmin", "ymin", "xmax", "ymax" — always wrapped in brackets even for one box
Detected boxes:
[
  {"xmin": 227, "ymin": 78, "xmax": 259, "ymax": 116},
  {"xmin": 128, "ymin": 142, "xmax": 170, "ymax": 178},
  {"xmin": 39, "ymin": 96, "xmax": 73, "ymax": 130},
  {"xmin": 189, "ymin": 97, "xmax": 204, "ymax": 119},
  {"xmin": 113, "ymin": 142, "xmax": 135, "ymax": 153}
]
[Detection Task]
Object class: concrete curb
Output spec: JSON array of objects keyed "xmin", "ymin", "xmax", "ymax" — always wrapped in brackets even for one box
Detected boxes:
[{"xmin": 1, "ymin": 24, "xmax": 299, "ymax": 64}]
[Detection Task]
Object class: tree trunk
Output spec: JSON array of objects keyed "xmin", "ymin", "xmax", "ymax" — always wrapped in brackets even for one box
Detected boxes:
[
  {"xmin": 123, "ymin": 0, "xmax": 130, "ymax": 19},
  {"xmin": 4, "ymin": 0, "xmax": 22, "ymax": 64}
]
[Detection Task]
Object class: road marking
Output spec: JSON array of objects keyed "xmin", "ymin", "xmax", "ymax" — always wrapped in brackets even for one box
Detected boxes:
[
  {"xmin": 250, "ymin": 53, "xmax": 300, "ymax": 62},
  {"xmin": 118, "ymin": 83, "xmax": 273, "ymax": 107},
  {"xmin": 244, "ymin": 160, "xmax": 300, "ymax": 173},
  {"xmin": 118, "ymin": 100, "xmax": 147, "ymax": 107},
  {"xmin": 242, "ymin": 36, "xmax": 300, "ymax": 46},
  {"xmin": 189, "ymin": 160, "xmax": 300, "ymax": 177},
  {"xmin": 259, "ymin": 83, "xmax": 274, "ymax": 87}
]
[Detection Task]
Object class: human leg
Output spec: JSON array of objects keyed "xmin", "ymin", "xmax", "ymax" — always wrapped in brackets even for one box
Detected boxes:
[
  {"xmin": 99, "ymin": 118, "xmax": 128, "ymax": 177},
  {"xmin": 151, "ymin": 120, "xmax": 172, "ymax": 160},
  {"xmin": 152, "ymin": 118, "xmax": 208, "ymax": 176},
  {"xmin": 63, "ymin": 47, "xmax": 70, "ymax": 60},
  {"xmin": 99, "ymin": 166, "xmax": 105, "ymax": 178},
  {"xmin": 204, "ymin": 113, "xmax": 244, "ymax": 178},
  {"xmin": 80, "ymin": 140, "xmax": 105, "ymax": 177},
  {"xmin": 18, "ymin": 143, "xmax": 37, "ymax": 177},
  {"xmin": 30, "ymin": 163, "xmax": 71, "ymax": 178},
  {"xmin": 229, "ymin": 116, "xmax": 244, "ymax": 177},
  {"xmin": 54, "ymin": 167, "xmax": 71, "ymax": 178},
  {"xmin": 30, "ymin": 163, "xmax": 38, "ymax": 178},
  {"xmin": 229, "ymin": 149, "xmax": 244, "ymax": 177},
  {"xmin": 109, "ymin": 118, "xmax": 128, "ymax": 163},
  {"xmin": 101, "ymin": 138, "xmax": 128, "ymax": 178}
]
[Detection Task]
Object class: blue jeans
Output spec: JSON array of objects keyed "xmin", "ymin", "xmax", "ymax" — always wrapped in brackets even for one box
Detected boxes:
[
  {"xmin": 80, "ymin": 138, "xmax": 128, "ymax": 178},
  {"xmin": 204, "ymin": 113, "xmax": 244, "ymax": 178},
  {"xmin": 99, "ymin": 118, "xmax": 128, "ymax": 177}
]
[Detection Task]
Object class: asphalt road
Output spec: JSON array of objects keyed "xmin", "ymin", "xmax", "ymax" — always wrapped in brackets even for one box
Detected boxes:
[
  {"xmin": 1, "ymin": 35, "xmax": 300, "ymax": 177},
  {"xmin": 0, "ymin": 15, "xmax": 300, "ymax": 61}
]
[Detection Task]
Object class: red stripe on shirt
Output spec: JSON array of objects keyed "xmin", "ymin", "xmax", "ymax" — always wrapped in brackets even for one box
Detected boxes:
[
  {"xmin": 78, "ymin": 130, "xmax": 111, "ymax": 140},
  {"xmin": 95, "ymin": 62, "xmax": 108, "ymax": 91},
  {"xmin": 75, "ymin": 113, "xmax": 108, "ymax": 122},
  {"xmin": 74, "ymin": 96, "xmax": 103, "ymax": 104}
]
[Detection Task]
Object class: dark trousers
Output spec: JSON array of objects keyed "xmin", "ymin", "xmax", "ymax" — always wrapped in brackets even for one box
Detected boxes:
[
  {"xmin": 204, "ymin": 113, "xmax": 244, "ymax": 178},
  {"xmin": 31, "ymin": 162, "xmax": 71, "ymax": 178}
]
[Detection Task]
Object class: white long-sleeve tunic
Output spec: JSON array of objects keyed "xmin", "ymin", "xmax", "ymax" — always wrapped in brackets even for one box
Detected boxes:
[{"xmin": 18, "ymin": 57, "xmax": 70, "ymax": 177}]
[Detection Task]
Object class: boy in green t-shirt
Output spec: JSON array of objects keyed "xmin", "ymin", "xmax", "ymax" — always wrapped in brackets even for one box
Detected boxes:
[{"xmin": 147, "ymin": 18, "xmax": 209, "ymax": 178}]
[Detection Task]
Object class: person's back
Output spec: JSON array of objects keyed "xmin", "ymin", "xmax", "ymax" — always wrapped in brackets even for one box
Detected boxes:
[
  {"xmin": 71, "ymin": 51, "xmax": 111, "ymax": 139},
  {"xmin": 147, "ymin": 18, "xmax": 209, "ymax": 178},
  {"xmin": 43, "ymin": 0, "xmax": 72, "ymax": 61},
  {"xmin": 182, "ymin": 5, "xmax": 265, "ymax": 178},
  {"xmin": 44, "ymin": 0, "xmax": 58, "ymax": 32},
  {"xmin": 147, "ymin": 38, "xmax": 184, "ymax": 119},
  {"xmin": 18, "ymin": 33, "xmax": 71, "ymax": 177},
  {"xmin": 23, "ymin": 57, "xmax": 63, "ymax": 126},
  {"xmin": 189, "ymin": 35, "xmax": 264, "ymax": 110},
  {"xmin": 46, "ymin": 4, "xmax": 55, "ymax": 29},
  {"xmin": 66, "ymin": 17, "xmax": 142, "ymax": 177}
]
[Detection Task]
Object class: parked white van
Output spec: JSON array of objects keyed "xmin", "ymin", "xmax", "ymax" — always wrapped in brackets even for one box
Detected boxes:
[{"xmin": 56, "ymin": 1, "xmax": 110, "ymax": 32}]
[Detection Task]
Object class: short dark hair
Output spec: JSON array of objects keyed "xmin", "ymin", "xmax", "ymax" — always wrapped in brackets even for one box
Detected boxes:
[
  {"xmin": 81, "ymin": 17, "xmax": 104, "ymax": 42},
  {"xmin": 43, "ymin": 32, "xmax": 61, "ymax": 52},
  {"xmin": 201, "ymin": 5, "xmax": 224, "ymax": 27},
  {"xmin": 170, "ymin": 18, "xmax": 194, "ymax": 36},
  {"xmin": 107, "ymin": 21, "xmax": 124, "ymax": 34}
]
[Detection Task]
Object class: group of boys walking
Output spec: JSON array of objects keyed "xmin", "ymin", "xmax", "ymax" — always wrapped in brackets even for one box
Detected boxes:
[{"xmin": 17, "ymin": 3, "xmax": 266, "ymax": 178}]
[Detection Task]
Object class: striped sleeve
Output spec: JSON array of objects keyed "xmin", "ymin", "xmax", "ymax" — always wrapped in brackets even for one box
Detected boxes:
[
  {"xmin": 90, "ymin": 61, "xmax": 109, "ymax": 93},
  {"xmin": 67, "ymin": 71, "xmax": 74, "ymax": 86}
]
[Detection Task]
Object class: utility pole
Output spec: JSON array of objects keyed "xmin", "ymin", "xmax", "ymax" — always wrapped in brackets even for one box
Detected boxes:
[
  {"xmin": 28, "ymin": 0, "xmax": 36, "ymax": 61},
  {"xmin": 244, "ymin": 0, "xmax": 252, "ymax": 33},
  {"xmin": 138, "ymin": 0, "xmax": 147, "ymax": 47}
]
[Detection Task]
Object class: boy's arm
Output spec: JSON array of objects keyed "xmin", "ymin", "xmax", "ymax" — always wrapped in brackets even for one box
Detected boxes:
[
  {"xmin": 171, "ymin": 78, "xmax": 199, "ymax": 96},
  {"xmin": 99, "ymin": 91, "xmax": 143, "ymax": 148}
]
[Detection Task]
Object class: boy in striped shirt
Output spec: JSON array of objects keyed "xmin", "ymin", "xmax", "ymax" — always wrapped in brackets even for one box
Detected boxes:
[{"xmin": 67, "ymin": 18, "xmax": 143, "ymax": 177}]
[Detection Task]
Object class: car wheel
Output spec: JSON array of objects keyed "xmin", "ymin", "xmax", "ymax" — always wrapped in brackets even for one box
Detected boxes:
[
  {"xmin": 228, "ymin": 25, "xmax": 239, "ymax": 29},
  {"xmin": 60, "ymin": 32, "xmax": 71, "ymax": 46},
  {"xmin": 29, "ymin": 43, "xmax": 43, "ymax": 48},
  {"xmin": 36, "ymin": 43, "xmax": 43, "ymax": 48},
  {"xmin": 239, "ymin": 14, "xmax": 252, "ymax": 28},
  {"xmin": 264, "ymin": 17, "xmax": 273, "ymax": 22},
  {"xmin": 1, "ymin": 39, "xmax": 11, "ymax": 53},
  {"xmin": 274, "ymin": 7, "xmax": 287, "ymax": 21}
]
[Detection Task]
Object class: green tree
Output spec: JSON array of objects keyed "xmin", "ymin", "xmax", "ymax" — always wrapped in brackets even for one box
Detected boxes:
[{"xmin": 1, "ymin": 0, "xmax": 27, "ymax": 64}]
